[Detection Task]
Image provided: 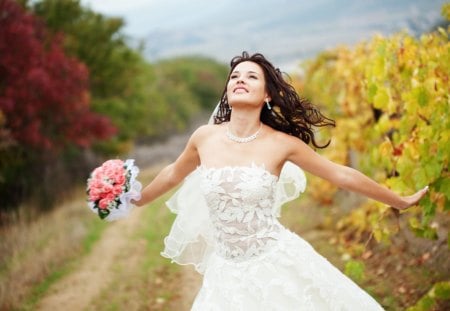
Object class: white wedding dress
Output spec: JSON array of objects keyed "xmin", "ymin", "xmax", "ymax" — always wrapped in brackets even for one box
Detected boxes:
[{"xmin": 161, "ymin": 162, "xmax": 385, "ymax": 310}]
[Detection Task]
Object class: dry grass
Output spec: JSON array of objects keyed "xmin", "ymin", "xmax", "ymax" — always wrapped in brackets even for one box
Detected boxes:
[{"xmin": 0, "ymin": 188, "xmax": 106, "ymax": 310}]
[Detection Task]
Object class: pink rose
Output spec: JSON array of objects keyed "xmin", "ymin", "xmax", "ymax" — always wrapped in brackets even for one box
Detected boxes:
[
  {"xmin": 89, "ymin": 189, "xmax": 101, "ymax": 201},
  {"xmin": 106, "ymin": 193, "xmax": 116, "ymax": 202},
  {"xmin": 100, "ymin": 182, "xmax": 113, "ymax": 195},
  {"xmin": 99, "ymin": 198, "xmax": 110, "ymax": 209},
  {"xmin": 99, "ymin": 193, "xmax": 116, "ymax": 209},
  {"xmin": 114, "ymin": 172, "xmax": 126, "ymax": 186},
  {"xmin": 103, "ymin": 160, "xmax": 123, "ymax": 175},
  {"xmin": 112, "ymin": 184, "xmax": 123, "ymax": 196},
  {"xmin": 91, "ymin": 167, "xmax": 102, "ymax": 178}
]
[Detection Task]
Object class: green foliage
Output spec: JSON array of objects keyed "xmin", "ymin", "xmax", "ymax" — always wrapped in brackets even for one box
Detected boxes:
[
  {"xmin": 406, "ymin": 281, "xmax": 450, "ymax": 311},
  {"xmin": 28, "ymin": 0, "xmax": 228, "ymax": 149},
  {"xmin": 31, "ymin": 0, "xmax": 138, "ymax": 98},
  {"xmin": 145, "ymin": 56, "xmax": 228, "ymax": 137},
  {"xmin": 26, "ymin": 0, "xmax": 228, "ymax": 148},
  {"xmin": 154, "ymin": 56, "xmax": 228, "ymax": 110},
  {"xmin": 27, "ymin": 0, "xmax": 151, "ymax": 153},
  {"xmin": 442, "ymin": 3, "xmax": 450, "ymax": 21},
  {"xmin": 344, "ymin": 259, "xmax": 366, "ymax": 283}
]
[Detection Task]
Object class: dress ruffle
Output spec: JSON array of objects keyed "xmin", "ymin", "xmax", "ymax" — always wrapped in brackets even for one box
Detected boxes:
[{"xmin": 161, "ymin": 169, "xmax": 215, "ymax": 273}]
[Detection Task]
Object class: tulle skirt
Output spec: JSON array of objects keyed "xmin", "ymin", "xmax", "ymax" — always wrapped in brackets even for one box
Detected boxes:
[{"xmin": 191, "ymin": 229, "xmax": 384, "ymax": 311}]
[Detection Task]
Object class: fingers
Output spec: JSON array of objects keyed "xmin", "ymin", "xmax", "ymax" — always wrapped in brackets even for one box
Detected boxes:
[
  {"xmin": 411, "ymin": 185, "xmax": 429, "ymax": 205},
  {"xmin": 398, "ymin": 186, "xmax": 429, "ymax": 210},
  {"xmin": 419, "ymin": 185, "xmax": 429, "ymax": 198}
]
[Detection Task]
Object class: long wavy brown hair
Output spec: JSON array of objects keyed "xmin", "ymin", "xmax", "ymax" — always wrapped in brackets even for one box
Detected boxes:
[{"xmin": 214, "ymin": 51, "xmax": 335, "ymax": 148}]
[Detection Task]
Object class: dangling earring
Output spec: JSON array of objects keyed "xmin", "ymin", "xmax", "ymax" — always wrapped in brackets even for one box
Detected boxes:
[{"xmin": 265, "ymin": 99, "xmax": 271, "ymax": 110}]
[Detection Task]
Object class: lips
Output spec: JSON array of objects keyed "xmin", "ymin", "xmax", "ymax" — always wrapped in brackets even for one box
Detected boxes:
[{"xmin": 233, "ymin": 86, "xmax": 248, "ymax": 93}]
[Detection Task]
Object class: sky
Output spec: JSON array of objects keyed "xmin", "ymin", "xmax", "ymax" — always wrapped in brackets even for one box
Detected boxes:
[{"xmin": 80, "ymin": 0, "xmax": 446, "ymax": 71}]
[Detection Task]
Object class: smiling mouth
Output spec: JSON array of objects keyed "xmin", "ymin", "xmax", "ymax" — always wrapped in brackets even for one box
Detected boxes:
[{"xmin": 233, "ymin": 87, "xmax": 248, "ymax": 93}]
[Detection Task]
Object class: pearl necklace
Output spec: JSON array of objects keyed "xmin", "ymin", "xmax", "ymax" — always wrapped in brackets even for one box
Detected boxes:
[{"xmin": 226, "ymin": 123, "xmax": 262, "ymax": 143}]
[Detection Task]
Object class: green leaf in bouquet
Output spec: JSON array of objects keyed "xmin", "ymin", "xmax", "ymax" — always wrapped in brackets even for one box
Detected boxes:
[{"xmin": 98, "ymin": 208, "xmax": 110, "ymax": 220}]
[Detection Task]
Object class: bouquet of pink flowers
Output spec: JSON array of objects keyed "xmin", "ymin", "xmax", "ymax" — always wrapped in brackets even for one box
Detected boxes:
[{"xmin": 87, "ymin": 159, "xmax": 142, "ymax": 221}]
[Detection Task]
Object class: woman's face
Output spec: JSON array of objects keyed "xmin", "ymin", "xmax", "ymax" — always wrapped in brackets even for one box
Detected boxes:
[{"xmin": 226, "ymin": 61, "xmax": 270, "ymax": 108}]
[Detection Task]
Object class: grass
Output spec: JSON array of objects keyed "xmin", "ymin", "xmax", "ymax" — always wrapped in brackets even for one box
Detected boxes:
[
  {"xmin": 82, "ymin": 218, "xmax": 108, "ymax": 253},
  {"xmin": 20, "ymin": 264, "xmax": 73, "ymax": 311}
]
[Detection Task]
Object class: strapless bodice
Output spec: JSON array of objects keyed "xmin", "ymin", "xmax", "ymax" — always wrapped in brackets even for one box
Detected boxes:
[{"xmin": 199, "ymin": 164, "xmax": 283, "ymax": 262}]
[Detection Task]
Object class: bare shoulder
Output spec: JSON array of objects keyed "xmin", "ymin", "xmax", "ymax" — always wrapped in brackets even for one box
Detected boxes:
[
  {"xmin": 266, "ymin": 126, "xmax": 307, "ymax": 146},
  {"xmin": 190, "ymin": 123, "xmax": 224, "ymax": 143},
  {"xmin": 264, "ymin": 126, "xmax": 311, "ymax": 158}
]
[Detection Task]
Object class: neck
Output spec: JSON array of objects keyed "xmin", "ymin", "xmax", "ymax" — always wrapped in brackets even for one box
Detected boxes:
[{"xmin": 228, "ymin": 109, "xmax": 261, "ymax": 137}]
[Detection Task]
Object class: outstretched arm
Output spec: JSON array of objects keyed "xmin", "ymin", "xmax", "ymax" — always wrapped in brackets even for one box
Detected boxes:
[
  {"xmin": 285, "ymin": 136, "xmax": 428, "ymax": 210},
  {"xmin": 134, "ymin": 132, "xmax": 201, "ymax": 207}
]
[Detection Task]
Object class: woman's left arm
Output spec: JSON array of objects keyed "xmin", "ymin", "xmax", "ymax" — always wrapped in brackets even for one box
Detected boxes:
[{"xmin": 285, "ymin": 136, "xmax": 428, "ymax": 210}]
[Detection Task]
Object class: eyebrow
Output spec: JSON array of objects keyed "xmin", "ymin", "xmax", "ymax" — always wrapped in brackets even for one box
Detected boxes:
[{"xmin": 231, "ymin": 70, "xmax": 261, "ymax": 75}]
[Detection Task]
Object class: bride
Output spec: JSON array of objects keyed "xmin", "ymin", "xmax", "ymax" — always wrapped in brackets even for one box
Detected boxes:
[{"xmin": 134, "ymin": 51, "xmax": 428, "ymax": 310}]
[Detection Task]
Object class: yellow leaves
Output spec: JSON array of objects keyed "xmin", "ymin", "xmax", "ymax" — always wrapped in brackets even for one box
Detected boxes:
[
  {"xmin": 365, "ymin": 39, "xmax": 388, "ymax": 81},
  {"xmin": 442, "ymin": 2, "xmax": 450, "ymax": 21},
  {"xmin": 378, "ymin": 138, "xmax": 393, "ymax": 158},
  {"xmin": 299, "ymin": 21, "xmax": 449, "ymax": 247},
  {"xmin": 386, "ymin": 176, "xmax": 409, "ymax": 194},
  {"xmin": 373, "ymin": 87, "xmax": 389, "ymax": 110},
  {"xmin": 372, "ymin": 87, "xmax": 398, "ymax": 114},
  {"xmin": 406, "ymin": 281, "xmax": 450, "ymax": 311},
  {"xmin": 372, "ymin": 56, "xmax": 386, "ymax": 80},
  {"xmin": 397, "ymin": 35, "xmax": 418, "ymax": 67}
]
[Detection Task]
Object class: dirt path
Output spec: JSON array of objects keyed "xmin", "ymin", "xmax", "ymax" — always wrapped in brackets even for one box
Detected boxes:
[
  {"xmin": 35, "ymin": 192, "xmax": 202, "ymax": 311},
  {"xmin": 35, "ymin": 206, "xmax": 138, "ymax": 310},
  {"xmin": 178, "ymin": 266, "xmax": 203, "ymax": 310}
]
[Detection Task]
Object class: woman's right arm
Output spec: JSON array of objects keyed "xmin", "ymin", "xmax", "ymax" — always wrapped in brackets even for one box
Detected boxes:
[{"xmin": 134, "ymin": 129, "xmax": 202, "ymax": 207}]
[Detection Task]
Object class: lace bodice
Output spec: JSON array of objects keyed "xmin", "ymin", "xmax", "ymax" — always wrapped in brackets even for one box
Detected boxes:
[{"xmin": 200, "ymin": 164, "xmax": 283, "ymax": 262}]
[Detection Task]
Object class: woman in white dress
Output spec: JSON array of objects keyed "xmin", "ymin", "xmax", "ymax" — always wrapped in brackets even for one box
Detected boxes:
[{"xmin": 134, "ymin": 52, "xmax": 428, "ymax": 310}]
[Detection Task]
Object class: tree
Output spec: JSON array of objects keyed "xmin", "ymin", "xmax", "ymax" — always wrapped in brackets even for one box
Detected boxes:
[
  {"xmin": 0, "ymin": 0, "xmax": 116, "ymax": 150},
  {"xmin": 0, "ymin": 0, "xmax": 116, "ymax": 210},
  {"xmin": 27, "ymin": 0, "xmax": 155, "ymax": 152}
]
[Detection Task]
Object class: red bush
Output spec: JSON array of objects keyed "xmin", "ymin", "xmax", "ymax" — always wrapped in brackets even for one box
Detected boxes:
[{"xmin": 0, "ymin": 0, "xmax": 116, "ymax": 151}]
